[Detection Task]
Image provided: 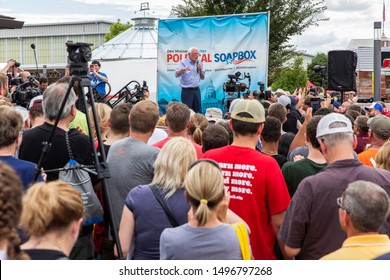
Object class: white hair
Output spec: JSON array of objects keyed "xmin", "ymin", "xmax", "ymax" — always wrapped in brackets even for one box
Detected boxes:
[{"xmin": 188, "ymin": 47, "xmax": 198, "ymax": 54}]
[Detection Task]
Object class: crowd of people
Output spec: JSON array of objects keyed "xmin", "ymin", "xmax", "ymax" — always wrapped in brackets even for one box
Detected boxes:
[{"xmin": 1, "ymin": 51, "xmax": 390, "ymax": 261}]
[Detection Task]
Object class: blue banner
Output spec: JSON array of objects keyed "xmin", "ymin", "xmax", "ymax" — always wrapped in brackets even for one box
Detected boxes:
[{"xmin": 157, "ymin": 13, "xmax": 269, "ymax": 114}]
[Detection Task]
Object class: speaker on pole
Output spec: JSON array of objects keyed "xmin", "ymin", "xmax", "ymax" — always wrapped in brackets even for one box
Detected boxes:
[{"xmin": 327, "ymin": 50, "xmax": 357, "ymax": 91}]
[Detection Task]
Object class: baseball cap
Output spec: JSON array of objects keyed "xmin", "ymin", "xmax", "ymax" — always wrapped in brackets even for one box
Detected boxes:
[
  {"xmin": 332, "ymin": 101, "xmax": 341, "ymax": 109},
  {"xmin": 368, "ymin": 115, "xmax": 390, "ymax": 140},
  {"xmin": 205, "ymin": 107, "xmax": 223, "ymax": 123},
  {"xmin": 14, "ymin": 105, "xmax": 29, "ymax": 122},
  {"xmin": 277, "ymin": 95, "xmax": 291, "ymax": 108},
  {"xmin": 28, "ymin": 95, "xmax": 43, "ymax": 109},
  {"xmin": 231, "ymin": 99, "xmax": 265, "ymax": 123},
  {"xmin": 288, "ymin": 96, "xmax": 297, "ymax": 110},
  {"xmin": 365, "ymin": 102, "xmax": 383, "ymax": 113},
  {"xmin": 316, "ymin": 113, "xmax": 353, "ymax": 138}
]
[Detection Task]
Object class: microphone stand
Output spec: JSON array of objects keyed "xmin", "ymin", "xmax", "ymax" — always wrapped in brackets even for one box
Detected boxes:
[{"xmin": 31, "ymin": 44, "xmax": 40, "ymax": 78}]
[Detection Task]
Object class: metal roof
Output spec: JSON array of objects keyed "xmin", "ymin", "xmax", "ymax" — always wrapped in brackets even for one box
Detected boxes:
[
  {"xmin": 347, "ymin": 39, "xmax": 373, "ymax": 50},
  {"xmin": 0, "ymin": 14, "xmax": 24, "ymax": 29},
  {"xmin": 92, "ymin": 17, "xmax": 158, "ymax": 60}
]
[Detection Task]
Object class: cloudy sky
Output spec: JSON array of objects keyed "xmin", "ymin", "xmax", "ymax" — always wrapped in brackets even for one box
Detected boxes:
[{"xmin": 0, "ymin": 0, "xmax": 387, "ymax": 55}]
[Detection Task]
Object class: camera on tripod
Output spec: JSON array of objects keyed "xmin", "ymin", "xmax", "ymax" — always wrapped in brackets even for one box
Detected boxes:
[
  {"xmin": 252, "ymin": 81, "xmax": 272, "ymax": 100},
  {"xmin": 222, "ymin": 71, "xmax": 251, "ymax": 111},
  {"xmin": 12, "ymin": 76, "xmax": 41, "ymax": 108},
  {"xmin": 223, "ymin": 71, "xmax": 249, "ymax": 93},
  {"xmin": 66, "ymin": 41, "xmax": 92, "ymax": 76}
]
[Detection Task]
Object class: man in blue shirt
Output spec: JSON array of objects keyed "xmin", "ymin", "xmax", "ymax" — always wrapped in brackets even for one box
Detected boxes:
[
  {"xmin": 0, "ymin": 106, "xmax": 43, "ymax": 189},
  {"xmin": 175, "ymin": 47, "xmax": 205, "ymax": 113},
  {"xmin": 88, "ymin": 60, "xmax": 108, "ymax": 97}
]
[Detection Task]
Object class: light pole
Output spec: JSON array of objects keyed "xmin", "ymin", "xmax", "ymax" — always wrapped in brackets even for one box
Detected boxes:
[{"xmin": 374, "ymin": 21, "xmax": 382, "ymax": 101}]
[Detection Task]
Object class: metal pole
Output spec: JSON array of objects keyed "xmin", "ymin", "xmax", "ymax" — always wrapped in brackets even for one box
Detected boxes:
[{"xmin": 374, "ymin": 22, "xmax": 382, "ymax": 101}]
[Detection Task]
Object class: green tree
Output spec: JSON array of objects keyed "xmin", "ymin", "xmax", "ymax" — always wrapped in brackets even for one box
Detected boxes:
[
  {"xmin": 105, "ymin": 19, "xmax": 132, "ymax": 42},
  {"xmin": 307, "ymin": 52, "xmax": 328, "ymax": 88},
  {"xmin": 271, "ymin": 56, "xmax": 307, "ymax": 93},
  {"xmin": 172, "ymin": 0, "xmax": 327, "ymax": 84}
]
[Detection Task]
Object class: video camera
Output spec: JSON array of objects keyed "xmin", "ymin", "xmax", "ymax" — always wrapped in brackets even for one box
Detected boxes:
[
  {"xmin": 252, "ymin": 82, "xmax": 272, "ymax": 100},
  {"xmin": 12, "ymin": 76, "xmax": 41, "ymax": 108},
  {"xmin": 66, "ymin": 41, "xmax": 92, "ymax": 76},
  {"xmin": 223, "ymin": 71, "xmax": 250, "ymax": 93},
  {"xmin": 222, "ymin": 71, "xmax": 251, "ymax": 110}
]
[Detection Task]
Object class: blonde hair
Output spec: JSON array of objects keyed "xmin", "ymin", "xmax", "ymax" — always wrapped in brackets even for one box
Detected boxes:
[
  {"xmin": 184, "ymin": 160, "xmax": 224, "ymax": 226},
  {"xmin": 188, "ymin": 113, "xmax": 208, "ymax": 145},
  {"xmin": 0, "ymin": 162, "xmax": 29, "ymax": 260},
  {"xmin": 151, "ymin": 137, "xmax": 196, "ymax": 198},
  {"xmin": 376, "ymin": 141, "xmax": 390, "ymax": 171},
  {"xmin": 89, "ymin": 103, "xmax": 112, "ymax": 141},
  {"xmin": 21, "ymin": 181, "xmax": 83, "ymax": 236}
]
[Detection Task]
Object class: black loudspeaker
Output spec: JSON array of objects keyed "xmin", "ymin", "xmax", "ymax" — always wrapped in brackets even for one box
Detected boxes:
[{"xmin": 328, "ymin": 50, "xmax": 357, "ymax": 91}]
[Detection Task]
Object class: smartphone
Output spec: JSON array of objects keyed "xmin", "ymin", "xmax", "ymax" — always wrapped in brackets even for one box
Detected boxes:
[
  {"xmin": 310, "ymin": 97, "xmax": 321, "ymax": 113},
  {"xmin": 89, "ymin": 64, "xmax": 94, "ymax": 72}
]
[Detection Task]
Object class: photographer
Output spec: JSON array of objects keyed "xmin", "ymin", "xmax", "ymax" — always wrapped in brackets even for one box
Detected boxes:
[
  {"xmin": 10, "ymin": 73, "xmax": 41, "ymax": 108},
  {"xmin": 1, "ymin": 59, "xmax": 21, "ymax": 78},
  {"xmin": 175, "ymin": 47, "xmax": 205, "ymax": 113},
  {"xmin": 88, "ymin": 60, "xmax": 108, "ymax": 96}
]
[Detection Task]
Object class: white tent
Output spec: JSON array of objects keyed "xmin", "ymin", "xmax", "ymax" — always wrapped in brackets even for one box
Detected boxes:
[{"xmin": 92, "ymin": 16, "xmax": 158, "ymax": 101}]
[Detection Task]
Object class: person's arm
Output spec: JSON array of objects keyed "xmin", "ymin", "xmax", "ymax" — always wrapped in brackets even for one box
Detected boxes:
[
  {"xmin": 295, "ymin": 88, "xmax": 306, "ymax": 110},
  {"xmin": 289, "ymin": 107, "xmax": 312, "ymax": 151},
  {"xmin": 197, "ymin": 63, "xmax": 205, "ymax": 79},
  {"xmin": 271, "ymin": 210, "xmax": 294, "ymax": 260},
  {"xmin": 284, "ymin": 244, "xmax": 301, "ymax": 258},
  {"xmin": 95, "ymin": 71, "xmax": 108, "ymax": 83},
  {"xmin": 114, "ymin": 206, "xmax": 135, "ymax": 258},
  {"xmin": 1, "ymin": 59, "xmax": 15, "ymax": 74},
  {"xmin": 176, "ymin": 65, "xmax": 190, "ymax": 76}
]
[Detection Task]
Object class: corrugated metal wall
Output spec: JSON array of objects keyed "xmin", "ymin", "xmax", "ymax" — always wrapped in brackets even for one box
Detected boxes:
[{"xmin": 0, "ymin": 21, "xmax": 111, "ymax": 66}]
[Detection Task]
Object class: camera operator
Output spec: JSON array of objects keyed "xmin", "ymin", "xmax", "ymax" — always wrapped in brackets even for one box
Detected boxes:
[
  {"xmin": 88, "ymin": 60, "xmax": 108, "ymax": 96},
  {"xmin": 175, "ymin": 47, "xmax": 205, "ymax": 113},
  {"xmin": 10, "ymin": 72, "xmax": 41, "ymax": 108},
  {"xmin": 252, "ymin": 83, "xmax": 274, "ymax": 109},
  {"xmin": 1, "ymin": 59, "xmax": 21, "ymax": 78}
]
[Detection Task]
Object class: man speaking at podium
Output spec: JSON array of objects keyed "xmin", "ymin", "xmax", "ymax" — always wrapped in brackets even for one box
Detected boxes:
[{"xmin": 175, "ymin": 47, "xmax": 205, "ymax": 113}]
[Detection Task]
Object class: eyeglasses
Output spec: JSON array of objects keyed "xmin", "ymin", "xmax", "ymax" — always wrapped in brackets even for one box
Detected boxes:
[
  {"xmin": 336, "ymin": 197, "xmax": 348, "ymax": 212},
  {"xmin": 190, "ymin": 53, "xmax": 200, "ymax": 56}
]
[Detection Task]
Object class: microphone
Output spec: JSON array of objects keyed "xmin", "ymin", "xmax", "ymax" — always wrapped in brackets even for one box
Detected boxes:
[
  {"xmin": 31, "ymin": 43, "xmax": 40, "ymax": 78},
  {"xmin": 196, "ymin": 60, "xmax": 199, "ymax": 73}
]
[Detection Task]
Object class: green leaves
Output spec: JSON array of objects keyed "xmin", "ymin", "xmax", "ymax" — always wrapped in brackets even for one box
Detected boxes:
[{"xmin": 105, "ymin": 19, "xmax": 132, "ymax": 42}]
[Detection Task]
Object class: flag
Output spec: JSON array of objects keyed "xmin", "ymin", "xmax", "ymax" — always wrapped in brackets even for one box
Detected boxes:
[{"xmin": 384, "ymin": 0, "xmax": 386, "ymax": 22}]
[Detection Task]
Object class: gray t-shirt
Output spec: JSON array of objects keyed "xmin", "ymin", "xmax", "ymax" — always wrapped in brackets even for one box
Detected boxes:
[
  {"xmin": 160, "ymin": 223, "xmax": 242, "ymax": 260},
  {"xmin": 107, "ymin": 137, "xmax": 159, "ymax": 225}
]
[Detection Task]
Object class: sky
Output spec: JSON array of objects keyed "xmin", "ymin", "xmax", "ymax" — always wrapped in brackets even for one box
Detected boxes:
[{"xmin": 0, "ymin": 0, "xmax": 388, "ymax": 56}]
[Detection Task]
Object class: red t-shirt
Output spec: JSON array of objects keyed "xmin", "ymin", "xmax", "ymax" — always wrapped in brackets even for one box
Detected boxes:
[
  {"xmin": 153, "ymin": 137, "xmax": 203, "ymax": 159},
  {"xmin": 203, "ymin": 145, "xmax": 290, "ymax": 260}
]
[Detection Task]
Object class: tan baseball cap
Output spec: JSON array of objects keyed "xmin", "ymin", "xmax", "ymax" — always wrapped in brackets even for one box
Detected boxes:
[{"xmin": 231, "ymin": 99, "xmax": 265, "ymax": 123}]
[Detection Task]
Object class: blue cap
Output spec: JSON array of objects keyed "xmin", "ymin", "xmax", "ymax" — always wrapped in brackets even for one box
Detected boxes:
[
  {"xmin": 333, "ymin": 101, "xmax": 341, "ymax": 109},
  {"xmin": 365, "ymin": 102, "xmax": 383, "ymax": 113}
]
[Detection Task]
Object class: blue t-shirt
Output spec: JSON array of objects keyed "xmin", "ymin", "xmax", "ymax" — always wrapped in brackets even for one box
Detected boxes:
[
  {"xmin": 0, "ymin": 156, "xmax": 43, "ymax": 190},
  {"xmin": 125, "ymin": 185, "xmax": 189, "ymax": 260},
  {"xmin": 88, "ymin": 72, "xmax": 108, "ymax": 94}
]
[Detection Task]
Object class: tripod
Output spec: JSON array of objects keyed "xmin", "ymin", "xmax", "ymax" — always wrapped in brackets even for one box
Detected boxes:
[{"xmin": 32, "ymin": 72, "xmax": 124, "ymax": 260}]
